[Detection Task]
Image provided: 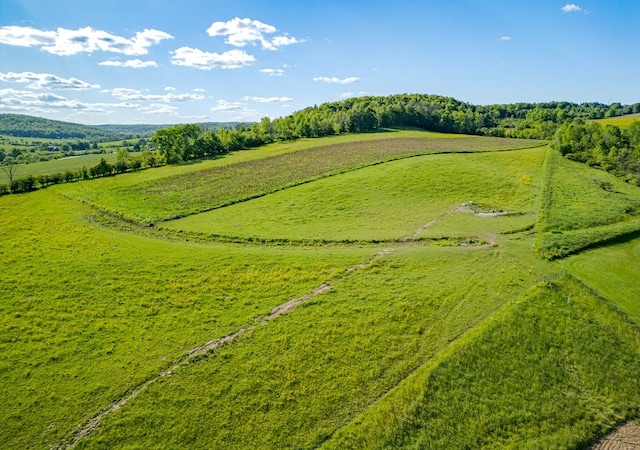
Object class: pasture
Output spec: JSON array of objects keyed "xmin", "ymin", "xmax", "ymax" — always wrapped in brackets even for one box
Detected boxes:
[
  {"xmin": 1, "ymin": 129, "xmax": 639, "ymax": 449},
  {"xmin": 595, "ymin": 113, "xmax": 640, "ymax": 128}
]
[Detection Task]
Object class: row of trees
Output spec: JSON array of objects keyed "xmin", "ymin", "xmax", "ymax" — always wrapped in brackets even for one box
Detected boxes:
[
  {"xmin": 0, "ymin": 149, "xmax": 161, "ymax": 195},
  {"xmin": 147, "ymin": 95, "xmax": 640, "ymax": 165}
]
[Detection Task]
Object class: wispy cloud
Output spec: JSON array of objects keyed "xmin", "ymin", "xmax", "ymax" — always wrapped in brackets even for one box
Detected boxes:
[
  {"xmin": 500, "ymin": 36, "xmax": 512, "ymax": 41},
  {"xmin": 206, "ymin": 17, "xmax": 301, "ymax": 51},
  {"xmin": 110, "ymin": 87, "xmax": 204, "ymax": 102},
  {"xmin": 171, "ymin": 47, "xmax": 255, "ymax": 70},
  {"xmin": 313, "ymin": 76, "xmax": 360, "ymax": 84},
  {"xmin": 0, "ymin": 25, "xmax": 172, "ymax": 55},
  {"xmin": 0, "ymin": 88, "xmax": 140, "ymax": 113},
  {"xmin": 260, "ymin": 68, "xmax": 284, "ymax": 77},
  {"xmin": 242, "ymin": 96, "xmax": 293, "ymax": 103},
  {"xmin": 210, "ymin": 100, "xmax": 245, "ymax": 111},
  {"xmin": 0, "ymin": 71, "xmax": 100, "ymax": 90},
  {"xmin": 98, "ymin": 59, "xmax": 158, "ymax": 68},
  {"xmin": 561, "ymin": 3, "xmax": 582, "ymax": 13}
]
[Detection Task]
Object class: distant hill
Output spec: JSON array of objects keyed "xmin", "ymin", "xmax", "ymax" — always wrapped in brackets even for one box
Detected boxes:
[
  {"xmin": 0, "ymin": 114, "xmax": 121, "ymax": 141},
  {"xmin": 94, "ymin": 122, "xmax": 255, "ymax": 137}
]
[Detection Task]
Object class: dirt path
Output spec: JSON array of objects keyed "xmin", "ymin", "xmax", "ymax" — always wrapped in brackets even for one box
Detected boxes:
[
  {"xmin": 590, "ymin": 422, "xmax": 640, "ymax": 449},
  {"xmin": 53, "ymin": 210, "xmax": 489, "ymax": 449}
]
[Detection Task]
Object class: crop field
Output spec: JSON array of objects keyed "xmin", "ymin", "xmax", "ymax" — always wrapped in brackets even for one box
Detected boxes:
[
  {"xmin": 1, "ymin": 129, "xmax": 639, "ymax": 449},
  {"xmin": 163, "ymin": 147, "xmax": 545, "ymax": 242},
  {"xmin": 58, "ymin": 132, "xmax": 539, "ymax": 224}
]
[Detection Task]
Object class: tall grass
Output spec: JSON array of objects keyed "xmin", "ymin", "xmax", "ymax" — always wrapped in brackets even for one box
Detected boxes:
[{"xmin": 324, "ymin": 277, "xmax": 640, "ymax": 449}]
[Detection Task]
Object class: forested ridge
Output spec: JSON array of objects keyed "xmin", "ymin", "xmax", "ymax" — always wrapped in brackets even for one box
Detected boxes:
[{"xmin": 0, "ymin": 114, "xmax": 120, "ymax": 140}]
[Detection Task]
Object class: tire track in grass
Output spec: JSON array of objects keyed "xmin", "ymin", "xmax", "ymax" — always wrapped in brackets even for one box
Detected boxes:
[{"xmin": 53, "ymin": 212, "xmax": 463, "ymax": 449}]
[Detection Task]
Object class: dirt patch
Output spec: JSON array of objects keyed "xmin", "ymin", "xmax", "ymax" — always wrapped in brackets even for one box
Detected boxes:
[{"xmin": 590, "ymin": 422, "xmax": 640, "ymax": 449}]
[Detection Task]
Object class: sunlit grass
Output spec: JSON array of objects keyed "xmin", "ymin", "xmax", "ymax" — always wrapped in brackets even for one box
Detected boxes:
[
  {"xmin": 0, "ymin": 190, "xmax": 369, "ymax": 449},
  {"xmin": 163, "ymin": 147, "xmax": 545, "ymax": 241},
  {"xmin": 564, "ymin": 236, "xmax": 640, "ymax": 323}
]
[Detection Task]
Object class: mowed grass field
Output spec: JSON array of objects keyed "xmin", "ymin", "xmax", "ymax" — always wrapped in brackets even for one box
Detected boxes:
[
  {"xmin": 1, "ymin": 129, "xmax": 639, "ymax": 449},
  {"xmin": 595, "ymin": 113, "xmax": 640, "ymax": 128}
]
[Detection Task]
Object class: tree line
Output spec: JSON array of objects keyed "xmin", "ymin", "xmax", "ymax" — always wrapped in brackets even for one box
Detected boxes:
[
  {"xmin": 3, "ymin": 94, "xmax": 640, "ymax": 195},
  {"xmin": 0, "ymin": 148, "xmax": 160, "ymax": 195},
  {"xmin": 552, "ymin": 121, "xmax": 640, "ymax": 186}
]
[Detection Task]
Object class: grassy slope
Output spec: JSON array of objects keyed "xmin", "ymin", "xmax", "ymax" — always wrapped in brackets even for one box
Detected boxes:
[
  {"xmin": 163, "ymin": 147, "xmax": 545, "ymax": 242},
  {"xmin": 323, "ymin": 276, "xmax": 640, "ymax": 449},
  {"xmin": 535, "ymin": 147, "xmax": 640, "ymax": 258},
  {"xmin": 77, "ymin": 244, "xmax": 541, "ymax": 450},
  {"xmin": 0, "ymin": 190, "xmax": 369, "ymax": 449},
  {"xmin": 564, "ymin": 238, "xmax": 640, "ymax": 323},
  {"xmin": 57, "ymin": 132, "xmax": 539, "ymax": 224},
  {"xmin": 2, "ymin": 129, "xmax": 638, "ymax": 449}
]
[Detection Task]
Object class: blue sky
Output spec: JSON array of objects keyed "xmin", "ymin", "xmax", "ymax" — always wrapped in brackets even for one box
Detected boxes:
[{"xmin": 0, "ymin": 0, "xmax": 638, "ymax": 124}]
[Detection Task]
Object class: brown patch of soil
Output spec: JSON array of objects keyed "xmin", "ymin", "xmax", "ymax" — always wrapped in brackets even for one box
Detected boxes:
[{"xmin": 590, "ymin": 422, "xmax": 640, "ymax": 449}]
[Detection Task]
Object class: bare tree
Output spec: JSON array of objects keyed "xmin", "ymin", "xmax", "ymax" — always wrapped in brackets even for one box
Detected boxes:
[{"xmin": 0, "ymin": 157, "xmax": 18, "ymax": 186}]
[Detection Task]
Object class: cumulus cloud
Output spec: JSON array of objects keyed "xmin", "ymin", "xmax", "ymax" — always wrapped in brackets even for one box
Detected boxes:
[
  {"xmin": 206, "ymin": 17, "xmax": 301, "ymax": 51},
  {"xmin": 561, "ymin": 3, "xmax": 582, "ymax": 12},
  {"xmin": 171, "ymin": 47, "xmax": 255, "ymax": 70},
  {"xmin": 0, "ymin": 71, "xmax": 100, "ymax": 90},
  {"xmin": 98, "ymin": 59, "xmax": 158, "ymax": 68},
  {"xmin": 110, "ymin": 87, "xmax": 204, "ymax": 102},
  {"xmin": 0, "ymin": 25, "xmax": 173, "ymax": 55},
  {"xmin": 242, "ymin": 96, "xmax": 293, "ymax": 103},
  {"xmin": 193, "ymin": 88, "xmax": 206, "ymax": 92},
  {"xmin": 313, "ymin": 76, "xmax": 360, "ymax": 84},
  {"xmin": 260, "ymin": 68, "xmax": 284, "ymax": 77}
]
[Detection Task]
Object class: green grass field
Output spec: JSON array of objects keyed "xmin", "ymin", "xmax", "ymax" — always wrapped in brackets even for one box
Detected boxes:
[
  {"xmin": 1, "ymin": 128, "xmax": 638, "ymax": 449},
  {"xmin": 564, "ymin": 238, "xmax": 640, "ymax": 323},
  {"xmin": 594, "ymin": 113, "xmax": 640, "ymax": 128}
]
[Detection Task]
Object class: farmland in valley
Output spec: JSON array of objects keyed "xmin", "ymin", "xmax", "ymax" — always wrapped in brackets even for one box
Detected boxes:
[{"xmin": 2, "ymin": 128, "xmax": 640, "ymax": 449}]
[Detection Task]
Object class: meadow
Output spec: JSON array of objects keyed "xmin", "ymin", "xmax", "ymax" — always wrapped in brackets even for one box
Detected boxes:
[
  {"xmin": 595, "ymin": 113, "xmax": 640, "ymax": 128},
  {"xmin": 1, "ymin": 128, "xmax": 639, "ymax": 449}
]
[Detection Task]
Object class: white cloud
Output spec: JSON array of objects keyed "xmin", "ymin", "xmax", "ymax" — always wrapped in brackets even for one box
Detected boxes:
[
  {"xmin": 271, "ymin": 35, "xmax": 299, "ymax": 47},
  {"xmin": 206, "ymin": 17, "xmax": 300, "ymax": 51},
  {"xmin": 139, "ymin": 103, "xmax": 179, "ymax": 115},
  {"xmin": 500, "ymin": 36, "xmax": 512, "ymax": 41},
  {"xmin": 210, "ymin": 100, "xmax": 245, "ymax": 111},
  {"xmin": 0, "ymin": 88, "xmax": 140, "ymax": 113},
  {"xmin": 242, "ymin": 96, "xmax": 293, "ymax": 103},
  {"xmin": 339, "ymin": 92, "xmax": 355, "ymax": 98},
  {"xmin": 193, "ymin": 88, "xmax": 206, "ymax": 92},
  {"xmin": 0, "ymin": 71, "xmax": 100, "ymax": 90},
  {"xmin": 171, "ymin": 47, "xmax": 255, "ymax": 70},
  {"xmin": 561, "ymin": 3, "xmax": 582, "ymax": 12},
  {"xmin": 0, "ymin": 25, "xmax": 173, "ymax": 55},
  {"xmin": 110, "ymin": 87, "xmax": 205, "ymax": 102},
  {"xmin": 313, "ymin": 76, "xmax": 360, "ymax": 84},
  {"xmin": 260, "ymin": 68, "xmax": 284, "ymax": 77},
  {"xmin": 164, "ymin": 86, "xmax": 176, "ymax": 91},
  {"xmin": 98, "ymin": 59, "xmax": 158, "ymax": 68}
]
